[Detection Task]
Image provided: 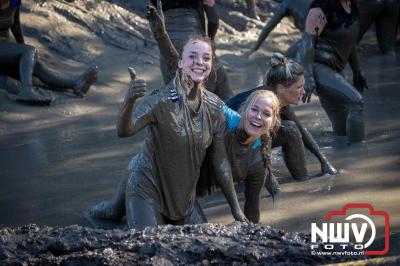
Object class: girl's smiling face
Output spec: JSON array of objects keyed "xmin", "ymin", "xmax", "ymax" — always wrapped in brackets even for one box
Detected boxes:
[{"xmin": 179, "ymin": 40, "xmax": 212, "ymax": 82}]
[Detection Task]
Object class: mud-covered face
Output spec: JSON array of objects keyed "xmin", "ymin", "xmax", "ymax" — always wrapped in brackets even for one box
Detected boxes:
[
  {"xmin": 243, "ymin": 96, "xmax": 274, "ymax": 139},
  {"xmin": 179, "ymin": 41, "xmax": 212, "ymax": 82},
  {"xmin": 279, "ymin": 75, "xmax": 305, "ymax": 106}
]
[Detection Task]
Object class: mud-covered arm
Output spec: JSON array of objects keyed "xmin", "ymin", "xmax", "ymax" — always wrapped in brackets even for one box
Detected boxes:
[
  {"xmin": 117, "ymin": 68, "xmax": 152, "ymax": 137},
  {"xmin": 296, "ymin": 7, "xmax": 326, "ymax": 102},
  {"xmin": 210, "ymin": 112, "xmax": 248, "ymax": 222},
  {"xmin": 244, "ymin": 154, "xmax": 265, "ymax": 223},
  {"xmin": 282, "ymin": 106, "xmax": 337, "ymax": 174},
  {"xmin": 146, "ymin": 5, "xmax": 179, "ymax": 75},
  {"xmin": 252, "ymin": 2, "xmax": 288, "ymax": 52},
  {"xmin": 349, "ymin": 46, "xmax": 368, "ymax": 93},
  {"xmin": 203, "ymin": 0, "xmax": 219, "ymax": 40},
  {"xmin": 10, "ymin": 5, "xmax": 24, "ymax": 43}
]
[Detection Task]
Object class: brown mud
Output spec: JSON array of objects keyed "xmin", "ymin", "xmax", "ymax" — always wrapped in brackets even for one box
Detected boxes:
[{"xmin": 0, "ymin": 0, "xmax": 399, "ymax": 263}]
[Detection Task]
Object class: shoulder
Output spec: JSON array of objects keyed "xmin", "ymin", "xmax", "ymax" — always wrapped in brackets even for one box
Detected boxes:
[{"xmin": 203, "ymin": 89, "xmax": 224, "ymax": 112}]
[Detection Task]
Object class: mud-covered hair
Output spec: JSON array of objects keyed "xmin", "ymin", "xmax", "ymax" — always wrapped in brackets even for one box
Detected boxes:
[
  {"xmin": 264, "ymin": 53, "xmax": 304, "ymax": 91},
  {"xmin": 179, "ymin": 35, "xmax": 213, "ymax": 58}
]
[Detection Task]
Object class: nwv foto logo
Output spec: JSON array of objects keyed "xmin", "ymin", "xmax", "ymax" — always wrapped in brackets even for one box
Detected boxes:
[{"xmin": 310, "ymin": 203, "xmax": 390, "ymax": 256}]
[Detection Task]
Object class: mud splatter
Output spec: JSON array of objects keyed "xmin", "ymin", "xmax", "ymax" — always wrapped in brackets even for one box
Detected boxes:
[{"xmin": 0, "ymin": 223, "xmax": 361, "ymax": 265}]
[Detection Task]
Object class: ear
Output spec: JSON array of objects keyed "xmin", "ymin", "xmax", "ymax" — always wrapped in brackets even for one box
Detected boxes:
[{"xmin": 275, "ymin": 84, "xmax": 286, "ymax": 95}]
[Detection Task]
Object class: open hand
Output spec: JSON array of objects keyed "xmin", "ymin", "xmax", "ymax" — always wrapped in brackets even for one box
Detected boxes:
[{"xmin": 146, "ymin": 2, "xmax": 165, "ymax": 35}]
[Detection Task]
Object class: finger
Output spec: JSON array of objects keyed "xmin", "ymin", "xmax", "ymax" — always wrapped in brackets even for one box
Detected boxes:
[
  {"xmin": 156, "ymin": 0, "xmax": 164, "ymax": 20},
  {"xmin": 128, "ymin": 67, "xmax": 136, "ymax": 81}
]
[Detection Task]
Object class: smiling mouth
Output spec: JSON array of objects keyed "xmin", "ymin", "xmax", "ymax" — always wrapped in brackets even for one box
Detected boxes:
[
  {"xmin": 191, "ymin": 68, "xmax": 206, "ymax": 75},
  {"xmin": 250, "ymin": 121, "xmax": 263, "ymax": 128}
]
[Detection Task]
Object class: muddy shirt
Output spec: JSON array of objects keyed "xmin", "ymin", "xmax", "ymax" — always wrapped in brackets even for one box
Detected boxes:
[
  {"xmin": 128, "ymin": 79, "xmax": 226, "ymax": 221},
  {"xmin": 311, "ymin": 0, "xmax": 359, "ymax": 71}
]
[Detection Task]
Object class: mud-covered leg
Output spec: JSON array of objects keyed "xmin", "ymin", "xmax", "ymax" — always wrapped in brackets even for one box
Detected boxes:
[
  {"xmin": 358, "ymin": 0, "xmax": 382, "ymax": 43},
  {"xmin": 272, "ymin": 120, "xmax": 308, "ymax": 179},
  {"xmin": 125, "ymin": 193, "xmax": 165, "ymax": 230},
  {"xmin": 88, "ymin": 174, "xmax": 128, "ymax": 220},
  {"xmin": 315, "ymin": 63, "xmax": 365, "ymax": 143},
  {"xmin": 0, "ymin": 42, "xmax": 52, "ymax": 104},
  {"xmin": 375, "ymin": 0, "xmax": 400, "ymax": 55},
  {"xmin": 34, "ymin": 62, "xmax": 98, "ymax": 97}
]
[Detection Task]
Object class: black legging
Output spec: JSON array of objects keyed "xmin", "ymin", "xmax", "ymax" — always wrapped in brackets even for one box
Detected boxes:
[{"xmin": 314, "ymin": 63, "xmax": 364, "ymax": 142}]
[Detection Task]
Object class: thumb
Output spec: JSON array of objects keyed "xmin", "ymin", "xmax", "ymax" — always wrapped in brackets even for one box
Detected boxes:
[{"xmin": 128, "ymin": 67, "xmax": 136, "ymax": 81}]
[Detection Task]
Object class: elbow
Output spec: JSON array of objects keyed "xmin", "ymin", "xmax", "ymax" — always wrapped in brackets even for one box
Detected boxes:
[{"xmin": 117, "ymin": 126, "xmax": 129, "ymax": 138}]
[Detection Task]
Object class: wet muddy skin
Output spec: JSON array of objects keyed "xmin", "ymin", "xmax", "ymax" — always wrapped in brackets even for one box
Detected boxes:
[{"xmin": 0, "ymin": 0, "xmax": 399, "ymax": 262}]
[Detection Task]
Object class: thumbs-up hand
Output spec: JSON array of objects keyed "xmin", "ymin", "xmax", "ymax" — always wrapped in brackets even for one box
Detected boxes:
[{"xmin": 126, "ymin": 67, "xmax": 146, "ymax": 101}]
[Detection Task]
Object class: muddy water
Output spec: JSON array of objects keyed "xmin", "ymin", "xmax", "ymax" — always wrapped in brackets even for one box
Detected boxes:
[
  {"xmin": 205, "ymin": 52, "xmax": 400, "ymax": 245},
  {"xmin": 0, "ymin": 5, "xmax": 399, "ymax": 256}
]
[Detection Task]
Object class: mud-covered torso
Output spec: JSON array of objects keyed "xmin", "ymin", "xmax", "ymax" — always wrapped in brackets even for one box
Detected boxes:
[
  {"xmin": 224, "ymin": 128, "xmax": 265, "ymax": 184},
  {"xmin": 311, "ymin": 0, "xmax": 359, "ymax": 71},
  {"xmin": 130, "ymin": 80, "xmax": 225, "ymax": 220}
]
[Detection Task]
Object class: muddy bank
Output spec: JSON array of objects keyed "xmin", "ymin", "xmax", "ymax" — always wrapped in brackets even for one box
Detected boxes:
[{"xmin": 0, "ymin": 222, "xmax": 360, "ymax": 265}]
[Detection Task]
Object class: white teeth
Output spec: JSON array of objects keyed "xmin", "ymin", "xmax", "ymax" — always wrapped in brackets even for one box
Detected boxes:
[
  {"xmin": 250, "ymin": 121, "xmax": 262, "ymax": 127},
  {"xmin": 192, "ymin": 69, "xmax": 205, "ymax": 74}
]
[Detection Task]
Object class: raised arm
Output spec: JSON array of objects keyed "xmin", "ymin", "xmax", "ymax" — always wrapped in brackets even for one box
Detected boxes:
[
  {"xmin": 349, "ymin": 46, "xmax": 368, "ymax": 94},
  {"xmin": 296, "ymin": 7, "xmax": 326, "ymax": 103},
  {"xmin": 10, "ymin": 5, "xmax": 24, "ymax": 43},
  {"xmin": 146, "ymin": 5, "xmax": 179, "ymax": 76},
  {"xmin": 210, "ymin": 112, "xmax": 248, "ymax": 223},
  {"xmin": 281, "ymin": 106, "xmax": 337, "ymax": 175},
  {"xmin": 117, "ymin": 68, "xmax": 151, "ymax": 137},
  {"xmin": 252, "ymin": 2, "xmax": 288, "ymax": 52},
  {"xmin": 203, "ymin": 0, "xmax": 219, "ymax": 40}
]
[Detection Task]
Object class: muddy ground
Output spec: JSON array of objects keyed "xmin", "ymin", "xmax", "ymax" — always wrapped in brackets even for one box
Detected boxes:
[{"xmin": 0, "ymin": 0, "xmax": 399, "ymax": 264}]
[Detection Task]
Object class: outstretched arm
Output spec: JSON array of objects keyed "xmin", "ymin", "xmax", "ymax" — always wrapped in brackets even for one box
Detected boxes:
[
  {"xmin": 296, "ymin": 7, "xmax": 326, "ymax": 103},
  {"xmin": 282, "ymin": 106, "xmax": 337, "ymax": 174},
  {"xmin": 117, "ymin": 68, "xmax": 150, "ymax": 137},
  {"xmin": 252, "ymin": 2, "xmax": 288, "ymax": 52},
  {"xmin": 203, "ymin": 0, "xmax": 219, "ymax": 40},
  {"xmin": 210, "ymin": 112, "xmax": 248, "ymax": 223},
  {"xmin": 10, "ymin": 5, "xmax": 24, "ymax": 43}
]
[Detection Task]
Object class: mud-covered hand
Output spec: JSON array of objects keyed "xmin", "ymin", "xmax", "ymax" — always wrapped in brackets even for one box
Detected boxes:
[
  {"xmin": 321, "ymin": 161, "xmax": 337, "ymax": 175},
  {"xmin": 146, "ymin": 2, "xmax": 165, "ymax": 37},
  {"xmin": 126, "ymin": 67, "xmax": 146, "ymax": 101},
  {"xmin": 232, "ymin": 208, "xmax": 249, "ymax": 223},
  {"xmin": 353, "ymin": 72, "xmax": 368, "ymax": 94}
]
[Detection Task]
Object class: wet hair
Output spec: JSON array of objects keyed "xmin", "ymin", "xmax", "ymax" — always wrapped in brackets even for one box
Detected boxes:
[
  {"xmin": 179, "ymin": 35, "xmax": 213, "ymax": 58},
  {"xmin": 264, "ymin": 53, "xmax": 304, "ymax": 91},
  {"xmin": 238, "ymin": 90, "xmax": 280, "ymax": 135}
]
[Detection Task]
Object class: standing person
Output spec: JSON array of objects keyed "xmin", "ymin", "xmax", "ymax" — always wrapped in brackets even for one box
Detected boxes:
[
  {"xmin": 116, "ymin": 36, "xmax": 246, "ymax": 230},
  {"xmin": 0, "ymin": 0, "xmax": 98, "ymax": 105},
  {"xmin": 147, "ymin": 6, "xmax": 336, "ymax": 178},
  {"xmin": 87, "ymin": 89, "xmax": 281, "ymax": 224},
  {"xmin": 297, "ymin": 0, "xmax": 368, "ymax": 144},
  {"xmin": 150, "ymin": 0, "xmax": 233, "ymax": 100}
]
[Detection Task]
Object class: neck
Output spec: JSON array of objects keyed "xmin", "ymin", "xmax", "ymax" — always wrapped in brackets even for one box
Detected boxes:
[
  {"xmin": 277, "ymin": 95, "xmax": 289, "ymax": 108},
  {"xmin": 236, "ymin": 127, "xmax": 256, "ymax": 146}
]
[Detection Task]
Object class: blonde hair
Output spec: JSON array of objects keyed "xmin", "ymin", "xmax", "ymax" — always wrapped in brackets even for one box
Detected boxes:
[{"xmin": 238, "ymin": 90, "xmax": 281, "ymax": 135}]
